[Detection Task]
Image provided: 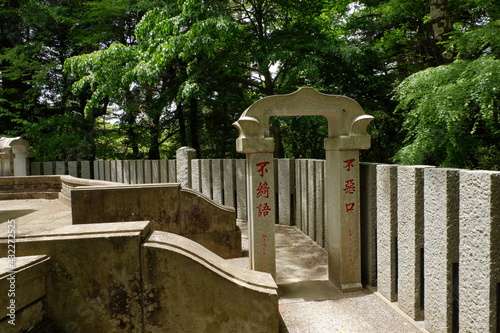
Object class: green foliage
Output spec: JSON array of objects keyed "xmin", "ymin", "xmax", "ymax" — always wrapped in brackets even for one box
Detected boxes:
[
  {"xmin": 394, "ymin": 56, "xmax": 500, "ymax": 170},
  {"xmin": 3, "ymin": 0, "xmax": 499, "ymax": 168}
]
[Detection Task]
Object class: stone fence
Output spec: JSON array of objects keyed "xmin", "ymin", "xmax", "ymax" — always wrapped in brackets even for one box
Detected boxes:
[{"xmin": 28, "ymin": 151, "xmax": 499, "ymax": 332}]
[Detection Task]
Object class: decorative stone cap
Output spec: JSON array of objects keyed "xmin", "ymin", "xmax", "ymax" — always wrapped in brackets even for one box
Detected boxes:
[{"xmin": 234, "ymin": 87, "xmax": 374, "ymax": 153}]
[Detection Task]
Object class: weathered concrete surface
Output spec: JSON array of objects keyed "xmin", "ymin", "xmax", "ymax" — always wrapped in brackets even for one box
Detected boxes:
[
  {"xmin": 71, "ymin": 183, "xmax": 241, "ymax": 258},
  {"xmin": 142, "ymin": 231, "xmax": 279, "ymax": 332},
  {"xmin": 0, "ymin": 221, "xmax": 151, "ymax": 333},
  {"xmin": 0, "ymin": 199, "xmax": 71, "ymax": 237}
]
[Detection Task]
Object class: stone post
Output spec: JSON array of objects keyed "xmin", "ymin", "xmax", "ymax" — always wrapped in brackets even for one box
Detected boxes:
[
  {"xmin": 376, "ymin": 164, "xmax": 398, "ymax": 301},
  {"xmin": 325, "ymin": 142, "xmax": 362, "ymax": 292},
  {"xmin": 397, "ymin": 166, "xmax": 432, "ymax": 321},
  {"xmin": 277, "ymin": 159, "xmax": 295, "ymax": 226},
  {"xmin": 176, "ymin": 147, "xmax": 196, "ymax": 188},
  {"xmin": 68, "ymin": 161, "xmax": 78, "ymax": 177},
  {"xmin": 459, "ymin": 170, "xmax": 500, "ymax": 332},
  {"xmin": 247, "ymin": 152, "xmax": 276, "ymax": 277},
  {"xmin": 315, "ymin": 161, "xmax": 325, "ymax": 247},
  {"xmin": 360, "ymin": 162, "xmax": 378, "ymax": 287},
  {"xmin": 424, "ymin": 168, "xmax": 459, "ymax": 333},
  {"xmin": 235, "ymin": 159, "xmax": 247, "ymax": 221}
]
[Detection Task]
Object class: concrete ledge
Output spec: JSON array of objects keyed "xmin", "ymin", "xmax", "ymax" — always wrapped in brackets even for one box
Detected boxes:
[
  {"xmin": 143, "ymin": 231, "xmax": 279, "ymax": 332},
  {"xmin": 0, "ymin": 176, "xmax": 61, "ymax": 200},
  {"xmin": 71, "ymin": 183, "xmax": 242, "ymax": 258},
  {"xmin": 59, "ymin": 175, "xmax": 120, "ymax": 206}
]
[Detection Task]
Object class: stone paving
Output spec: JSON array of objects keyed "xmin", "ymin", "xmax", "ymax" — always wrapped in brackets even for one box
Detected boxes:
[
  {"xmin": 231, "ymin": 222, "xmax": 426, "ymax": 333},
  {"xmin": 0, "ymin": 199, "xmax": 426, "ymax": 332}
]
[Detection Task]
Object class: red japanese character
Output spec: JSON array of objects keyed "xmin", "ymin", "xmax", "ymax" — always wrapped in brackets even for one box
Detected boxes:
[
  {"xmin": 255, "ymin": 161, "xmax": 270, "ymax": 177},
  {"xmin": 256, "ymin": 181, "xmax": 270, "ymax": 198},
  {"xmin": 257, "ymin": 203, "xmax": 271, "ymax": 217},
  {"xmin": 345, "ymin": 203, "xmax": 355, "ymax": 212},
  {"xmin": 343, "ymin": 158, "xmax": 356, "ymax": 171},
  {"xmin": 343, "ymin": 179, "xmax": 356, "ymax": 194}
]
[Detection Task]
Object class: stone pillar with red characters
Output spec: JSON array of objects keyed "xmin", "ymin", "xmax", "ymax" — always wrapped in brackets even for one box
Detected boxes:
[{"xmin": 247, "ymin": 153, "xmax": 276, "ymax": 277}]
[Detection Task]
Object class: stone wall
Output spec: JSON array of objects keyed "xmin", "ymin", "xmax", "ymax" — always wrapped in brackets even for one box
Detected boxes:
[
  {"xmin": 0, "ymin": 222, "xmax": 278, "ymax": 332},
  {"xmin": 71, "ymin": 183, "xmax": 241, "ymax": 259},
  {"xmin": 0, "ymin": 176, "xmax": 61, "ymax": 200}
]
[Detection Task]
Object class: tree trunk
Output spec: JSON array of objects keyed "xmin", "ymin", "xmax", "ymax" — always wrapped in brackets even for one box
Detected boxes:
[{"xmin": 429, "ymin": 0, "xmax": 454, "ymax": 62}]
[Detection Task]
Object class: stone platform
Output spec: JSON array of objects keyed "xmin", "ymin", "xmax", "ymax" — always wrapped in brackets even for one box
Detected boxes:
[{"xmin": 1, "ymin": 199, "xmax": 425, "ymax": 332}]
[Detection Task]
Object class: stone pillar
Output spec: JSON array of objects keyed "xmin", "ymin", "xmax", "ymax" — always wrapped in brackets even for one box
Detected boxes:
[
  {"xmin": 397, "ymin": 166, "xmax": 432, "ymax": 321},
  {"xmin": 56, "ymin": 161, "xmax": 66, "ymax": 175},
  {"xmin": 31, "ymin": 162, "xmax": 41, "ymax": 176},
  {"xmin": 191, "ymin": 159, "xmax": 201, "ymax": 192},
  {"xmin": 235, "ymin": 159, "xmax": 247, "ymax": 221},
  {"xmin": 300, "ymin": 159, "xmax": 308, "ymax": 234},
  {"xmin": 123, "ymin": 160, "xmax": 131, "ymax": 184},
  {"xmin": 68, "ymin": 161, "xmax": 78, "ymax": 177},
  {"xmin": 223, "ymin": 159, "xmax": 236, "ymax": 207},
  {"xmin": 159, "ymin": 160, "xmax": 168, "ymax": 183},
  {"xmin": 136, "ymin": 160, "xmax": 144, "ymax": 184},
  {"xmin": 144, "ymin": 160, "xmax": 152, "ymax": 183},
  {"xmin": 360, "ymin": 162, "xmax": 378, "ymax": 287},
  {"xmin": 295, "ymin": 160, "xmax": 303, "ymax": 230},
  {"xmin": 212, "ymin": 159, "xmax": 223, "ymax": 204},
  {"xmin": 151, "ymin": 160, "xmax": 160, "ymax": 183},
  {"xmin": 376, "ymin": 164, "xmax": 398, "ymax": 301},
  {"xmin": 325, "ymin": 142, "xmax": 362, "ymax": 292},
  {"xmin": 110, "ymin": 160, "xmax": 117, "ymax": 182},
  {"xmin": 424, "ymin": 168, "xmax": 459, "ymax": 333},
  {"xmin": 315, "ymin": 161, "xmax": 325, "ymax": 247},
  {"xmin": 176, "ymin": 147, "xmax": 196, "ymax": 188},
  {"xmin": 81, "ymin": 161, "xmax": 91, "ymax": 179},
  {"xmin": 201, "ymin": 159, "xmax": 212, "ymax": 198},
  {"xmin": 43, "ymin": 162, "xmax": 54, "ymax": 175},
  {"xmin": 116, "ymin": 160, "xmax": 124, "ymax": 183},
  {"xmin": 247, "ymin": 152, "xmax": 276, "ymax": 277},
  {"xmin": 277, "ymin": 159, "xmax": 295, "ymax": 226},
  {"xmin": 168, "ymin": 160, "xmax": 176, "ymax": 183},
  {"xmin": 307, "ymin": 160, "xmax": 317, "ymax": 240},
  {"xmin": 104, "ymin": 161, "xmax": 112, "ymax": 181},
  {"xmin": 129, "ymin": 161, "xmax": 137, "ymax": 184},
  {"xmin": 459, "ymin": 171, "xmax": 500, "ymax": 333}
]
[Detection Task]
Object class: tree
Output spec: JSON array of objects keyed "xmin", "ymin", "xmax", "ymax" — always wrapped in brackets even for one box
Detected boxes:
[{"xmin": 394, "ymin": 17, "xmax": 500, "ymax": 170}]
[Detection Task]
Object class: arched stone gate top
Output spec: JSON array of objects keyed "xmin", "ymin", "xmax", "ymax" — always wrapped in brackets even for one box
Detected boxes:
[{"xmin": 233, "ymin": 87, "xmax": 374, "ymax": 153}]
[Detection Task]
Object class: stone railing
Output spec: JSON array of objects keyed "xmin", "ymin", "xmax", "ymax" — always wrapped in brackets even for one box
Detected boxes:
[{"xmin": 360, "ymin": 164, "xmax": 499, "ymax": 333}]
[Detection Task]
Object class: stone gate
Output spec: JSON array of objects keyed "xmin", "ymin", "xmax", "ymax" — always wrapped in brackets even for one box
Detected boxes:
[{"xmin": 233, "ymin": 87, "xmax": 373, "ymax": 292}]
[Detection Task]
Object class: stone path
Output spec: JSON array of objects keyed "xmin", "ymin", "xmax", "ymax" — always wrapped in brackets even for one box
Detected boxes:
[
  {"xmin": 232, "ymin": 222, "xmax": 426, "ymax": 333},
  {"xmin": 0, "ymin": 199, "xmax": 426, "ymax": 332}
]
